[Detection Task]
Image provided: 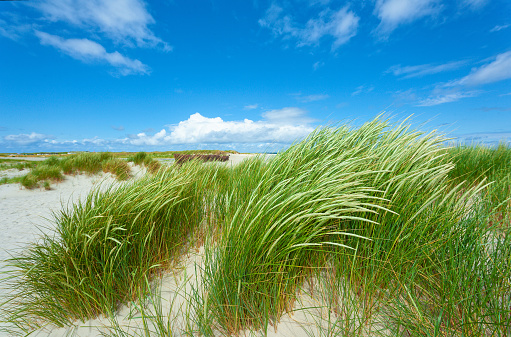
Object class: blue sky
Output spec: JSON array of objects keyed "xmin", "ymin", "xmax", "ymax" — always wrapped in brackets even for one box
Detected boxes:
[{"xmin": 1, "ymin": 0, "xmax": 510, "ymax": 153}]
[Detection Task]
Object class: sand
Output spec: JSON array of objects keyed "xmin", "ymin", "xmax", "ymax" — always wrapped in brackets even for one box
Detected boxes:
[{"xmin": 0, "ymin": 154, "xmax": 352, "ymax": 337}]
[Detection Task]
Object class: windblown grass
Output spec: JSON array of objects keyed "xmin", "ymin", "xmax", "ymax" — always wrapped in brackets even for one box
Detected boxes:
[
  {"xmin": 1, "ymin": 116, "xmax": 510, "ymax": 336},
  {"xmin": 445, "ymin": 142, "xmax": 511, "ymax": 229},
  {"xmin": 1, "ymin": 163, "xmax": 218, "ymax": 334},
  {"xmin": 15, "ymin": 153, "xmax": 132, "ymax": 188},
  {"xmin": 102, "ymin": 158, "xmax": 131, "ymax": 181},
  {"xmin": 128, "ymin": 152, "xmax": 162, "ymax": 174},
  {"xmin": 20, "ymin": 164, "xmax": 64, "ymax": 189}
]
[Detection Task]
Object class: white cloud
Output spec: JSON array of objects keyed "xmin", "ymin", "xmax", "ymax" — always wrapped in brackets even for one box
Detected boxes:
[
  {"xmin": 128, "ymin": 112, "xmax": 314, "ymax": 145},
  {"xmin": 259, "ymin": 4, "xmax": 359, "ymax": 50},
  {"xmin": 0, "ymin": 16, "xmax": 34, "ymax": 41},
  {"xmin": 460, "ymin": 0, "xmax": 488, "ymax": 10},
  {"xmin": 457, "ymin": 51, "xmax": 511, "ymax": 86},
  {"xmin": 262, "ymin": 107, "xmax": 316, "ymax": 125},
  {"xmin": 34, "ymin": 0, "xmax": 170, "ymax": 50},
  {"xmin": 244, "ymin": 104, "xmax": 259, "ymax": 110},
  {"xmin": 416, "ymin": 90, "xmax": 479, "ymax": 106},
  {"xmin": 2, "ymin": 111, "xmax": 315, "ymax": 150},
  {"xmin": 374, "ymin": 0, "xmax": 441, "ymax": 37},
  {"xmin": 313, "ymin": 61, "xmax": 324, "ymax": 70},
  {"xmin": 352, "ymin": 85, "xmax": 374, "ymax": 96},
  {"xmin": 3, "ymin": 132, "xmax": 50, "ymax": 145},
  {"xmin": 454, "ymin": 131, "xmax": 511, "ymax": 145},
  {"xmin": 294, "ymin": 94, "xmax": 330, "ymax": 102},
  {"xmin": 36, "ymin": 31, "xmax": 150, "ymax": 76},
  {"xmin": 490, "ymin": 24, "xmax": 510, "ymax": 32},
  {"xmin": 387, "ymin": 60, "xmax": 465, "ymax": 78}
]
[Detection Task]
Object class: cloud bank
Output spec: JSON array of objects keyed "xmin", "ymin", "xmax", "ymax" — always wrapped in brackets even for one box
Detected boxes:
[{"xmin": 1, "ymin": 109, "xmax": 315, "ymax": 152}]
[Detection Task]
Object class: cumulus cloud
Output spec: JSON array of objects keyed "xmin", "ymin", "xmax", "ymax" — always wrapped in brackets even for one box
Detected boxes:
[
  {"xmin": 244, "ymin": 104, "xmax": 259, "ymax": 110},
  {"xmin": 456, "ymin": 51, "xmax": 511, "ymax": 86},
  {"xmin": 2, "ymin": 111, "xmax": 315, "ymax": 151},
  {"xmin": 34, "ymin": 0, "xmax": 170, "ymax": 50},
  {"xmin": 374, "ymin": 0, "xmax": 441, "ymax": 37},
  {"xmin": 127, "ymin": 112, "xmax": 314, "ymax": 145},
  {"xmin": 387, "ymin": 60, "xmax": 466, "ymax": 78},
  {"xmin": 36, "ymin": 31, "xmax": 150, "ymax": 75},
  {"xmin": 259, "ymin": 4, "xmax": 359, "ymax": 50}
]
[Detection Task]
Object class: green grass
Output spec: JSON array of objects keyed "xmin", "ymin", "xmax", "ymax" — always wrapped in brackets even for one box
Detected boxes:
[
  {"xmin": 127, "ymin": 152, "xmax": 162, "ymax": 174},
  {"xmin": 11, "ymin": 153, "xmax": 133, "ymax": 188},
  {"xmin": 102, "ymin": 158, "xmax": 132, "ymax": 181},
  {"xmin": 1, "ymin": 116, "xmax": 510, "ymax": 336},
  {"xmin": 0, "ymin": 160, "xmax": 36, "ymax": 172}
]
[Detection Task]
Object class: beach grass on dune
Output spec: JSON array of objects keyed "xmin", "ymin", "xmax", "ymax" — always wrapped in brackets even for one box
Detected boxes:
[
  {"xmin": 1, "ymin": 116, "xmax": 510, "ymax": 336},
  {"xmin": 1, "ymin": 162, "xmax": 219, "ymax": 333},
  {"xmin": 127, "ymin": 152, "xmax": 162, "ymax": 174}
]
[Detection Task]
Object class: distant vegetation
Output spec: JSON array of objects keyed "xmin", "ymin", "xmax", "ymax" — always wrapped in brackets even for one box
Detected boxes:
[
  {"xmin": 0, "ymin": 159, "xmax": 36, "ymax": 172},
  {"xmin": 173, "ymin": 153, "xmax": 229, "ymax": 164},
  {"xmin": 1, "ymin": 121, "xmax": 510, "ymax": 336},
  {"xmin": 0, "ymin": 150, "xmax": 238, "ymax": 189}
]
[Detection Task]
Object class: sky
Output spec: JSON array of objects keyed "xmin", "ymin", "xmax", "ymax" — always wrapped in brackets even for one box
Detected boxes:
[{"xmin": 0, "ymin": 0, "xmax": 510, "ymax": 153}]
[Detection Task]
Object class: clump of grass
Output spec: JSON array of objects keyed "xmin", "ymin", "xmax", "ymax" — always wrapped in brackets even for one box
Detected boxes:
[
  {"xmin": 1, "ymin": 162, "xmax": 218, "ymax": 333},
  {"xmin": 19, "ymin": 174, "xmax": 39, "ymax": 189},
  {"xmin": 0, "ymin": 176, "xmax": 23, "ymax": 185},
  {"xmin": 60, "ymin": 152, "xmax": 112, "ymax": 175},
  {"xmin": 130, "ymin": 152, "xmax": 148, "ymax": 166},
  {"xmin": 19, "ymin": 164, "xmax": 64, "ymax": 189},
  {"xmin": 43, "ymin": 181, "xmax": 51, "ymax": 190},
  {"xmin": 144, "ymin": 157, "xmax": 162, "ymax": 174},
  {"xmin": 128, "ymin": 152, "xmax": 162, "ymax": 174},
  {"xmin": 445, "ymin": 142, "xmax": 511, "ymax": 229},
  {"xmin": 102, "ymin": 158, "xmax": 131, "ymax": 180}
]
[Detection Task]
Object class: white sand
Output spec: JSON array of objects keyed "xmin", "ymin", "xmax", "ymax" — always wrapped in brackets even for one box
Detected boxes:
[{"xmin": 0, "ymin": 154, "xmax": 365, "ymax": 336}]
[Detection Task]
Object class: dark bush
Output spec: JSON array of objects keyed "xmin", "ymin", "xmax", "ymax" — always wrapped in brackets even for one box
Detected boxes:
[{"xmin": 173, "ymin": 153, "xmax": 229, "ymax": 165}]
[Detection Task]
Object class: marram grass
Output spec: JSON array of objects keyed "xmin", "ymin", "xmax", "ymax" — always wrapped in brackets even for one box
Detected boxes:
[{"xmin": 1, "ymin": 116, "xmax": 510, "ymax": 336}]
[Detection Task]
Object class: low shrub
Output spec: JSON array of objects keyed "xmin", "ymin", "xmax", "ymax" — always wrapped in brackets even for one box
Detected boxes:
[
  {"xmin": 145, "ymin": 158, "xmax": 162, "ymax": 174},
  {"xmin": 173, "ymin": 153, "xmax": 229, "ymax": 164}
]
